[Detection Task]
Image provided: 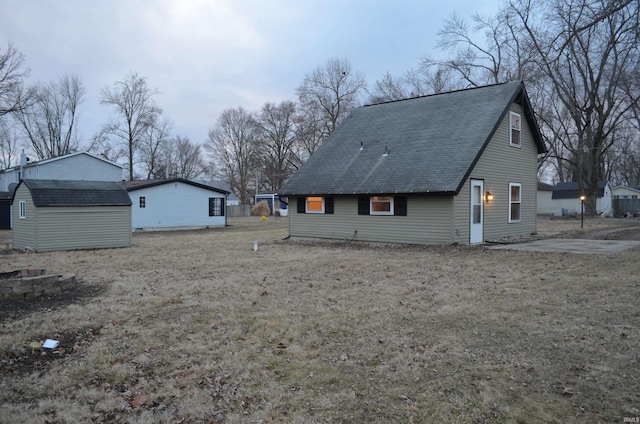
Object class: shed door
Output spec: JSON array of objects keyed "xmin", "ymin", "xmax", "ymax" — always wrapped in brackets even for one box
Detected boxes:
[{"xmin": 470, "ymin": 179, "xmax": 484, "ymax": 244}]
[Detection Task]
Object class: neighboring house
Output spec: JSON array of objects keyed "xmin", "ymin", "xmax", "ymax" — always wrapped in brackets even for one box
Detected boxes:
[
  {"xmin": 0, "ymin": 151, "xmax": 124, "ymax": 192},
  {"xmin": 278, "ymin": 81, "xmax": 546, "ymax": 245},
  {"xmin": 11, "ymin": 179, "xmax": 132, "ymax": 252},
  {"xmin": 537, "ymin": 181, "xmax": 556, "ymax": 215},
  {"xmin": 211, "ymin": 180, "xmax": 240, "ymax": 206},
  {"xmin": 612, "ymin": 185, "xmax": 640, "ymax": 216},
  {"xmin": 123, "ymin": 178, "xmax": 230, "ymax": 229},
  {"xmin": 551, "ymin": 181, "xmax": 613, "ymax": 216},
  {"xmin": 612, "ymin": 185, "xmax": 640, "ymax": 199}
]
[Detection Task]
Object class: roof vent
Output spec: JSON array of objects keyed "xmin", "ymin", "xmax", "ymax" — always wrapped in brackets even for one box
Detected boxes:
[
  {"xmin": 382, "ymin": 146, "xmax": 389, "ymax": 157},
  {"xmin": 359, "ymin": 141, "xmax": 364, "ymax": 151}
]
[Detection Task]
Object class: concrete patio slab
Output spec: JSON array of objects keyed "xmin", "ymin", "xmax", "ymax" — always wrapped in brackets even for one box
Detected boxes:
[{"xmin": 485, "ymin": 238, "xmax": 640, "ymax": 254}]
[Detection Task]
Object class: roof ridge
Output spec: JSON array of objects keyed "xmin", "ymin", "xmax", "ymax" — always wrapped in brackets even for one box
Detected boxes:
[{"xmin": 364, "ymin": 80, "xmax": 522, "ymax": 108}]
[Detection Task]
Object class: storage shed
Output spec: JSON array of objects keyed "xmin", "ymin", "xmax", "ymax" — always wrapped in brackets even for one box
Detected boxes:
[{"xmin": 11, "ymin": 179, "xmax": 132, "ymax": 252}]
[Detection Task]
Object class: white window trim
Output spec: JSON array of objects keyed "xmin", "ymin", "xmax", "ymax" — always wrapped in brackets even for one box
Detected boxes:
[
  {"xmin": 306, "ymin": 197, "xmax": 325, "ymax": 214},
  {"xmin": 509, "ymin": 183, "xmax": 522, "ymax": 223},
  {"xmin": 19, "ymin": 200, "xmax": 26, "ymax": 219},
  {"xmin": 509, "ymin": 111, "xmax": 521, "ymax": 147},
  {"xmin": 370, "ymin": 196, "xmax": 394, "ymax": 215}
]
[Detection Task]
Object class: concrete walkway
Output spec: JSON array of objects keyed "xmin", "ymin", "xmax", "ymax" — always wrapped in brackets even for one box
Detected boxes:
[{"xmin": 486, "ymin": 238, "xmax": 640, "ymax": 254}]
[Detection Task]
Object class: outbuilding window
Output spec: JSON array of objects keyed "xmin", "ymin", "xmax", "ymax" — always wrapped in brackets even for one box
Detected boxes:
[
  {"xmin": 19, "ymin": 201, "xmax": 26, "ymax": 219},
  {"xmin": 510, "ymin": 112, "xmax": 521, "ymax": 147},
  {"xmin": 509, "ymin": 183, "xmax": 521, "ymax": 223},
  {"xmin": 209, "ymin": 198, "xmax": 225, "ymax": 216},
  {"xmin": 139, "ymin": 197, "xmax": 146, "ymax": 208}
]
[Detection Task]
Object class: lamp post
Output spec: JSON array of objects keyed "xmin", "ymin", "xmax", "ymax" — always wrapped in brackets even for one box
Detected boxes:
[{"xmin": 579, "ymin": 195, "xmax": 586, "ymax": 229}]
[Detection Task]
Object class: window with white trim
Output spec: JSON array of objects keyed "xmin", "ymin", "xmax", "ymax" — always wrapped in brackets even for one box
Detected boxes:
[
  {"xmin": 19, "ymin": 201, "xmax": 26, "ymax": 219},
  {"xmin": 510, "ymin": 111, "xmax": 521, "ymax": 147},
  {"xmin": 509, "ymin": 183, "xmax": 521, "ymax": 223},
  {"xmin": 370, "ymin": 196, "xmax": 394, "ymax": 215},
  {"xmin": 306, "ymin": 196, "xmax": 324, "ymax": 213}
]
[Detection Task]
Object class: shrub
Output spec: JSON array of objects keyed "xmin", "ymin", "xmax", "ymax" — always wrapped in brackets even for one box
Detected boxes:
[{"xmin": 251, "ymin": 201, "xmax": 271, "ymax": 216}]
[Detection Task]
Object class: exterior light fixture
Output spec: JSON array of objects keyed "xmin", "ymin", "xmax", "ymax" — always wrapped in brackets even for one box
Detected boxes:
[
  {"xmin": 485, "ymin": 191, "xmax": 493, "ymax": 202},
  {"xmin": 579, "ymin": 194, "xmax": 586, "ymax": 228}
]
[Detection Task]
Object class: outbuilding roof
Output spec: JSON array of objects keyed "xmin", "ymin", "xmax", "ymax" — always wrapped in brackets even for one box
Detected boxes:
[
  {"xmin": 13, "ymin": 179, "xmax": 132, "ymax": 207},
  {"xmin": 122, "ymin": 178, "xmax": 230, "ymax": 195},
  {"xmin": 278, "ymin": 81, "xmax": 545, "ymax": 197},
  {"xmin": 552, "ymin": 181, "xmax": 609, "ymax": 199}
]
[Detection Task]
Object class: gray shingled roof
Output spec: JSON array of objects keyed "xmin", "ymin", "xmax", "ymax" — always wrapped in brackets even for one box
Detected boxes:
[
  {"xmin": 278, "ymin": 81, "xmax": 545, "ymax": 196},
  {"xmin": 15, "ymin": 179, "xmax": 132, "ymax": 207},
  {"xmin": 123, "ymin": 177, "xmax": 230, "ymax": 195}
]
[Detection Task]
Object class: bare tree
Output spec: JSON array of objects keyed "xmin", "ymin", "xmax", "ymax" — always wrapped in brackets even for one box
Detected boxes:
[
  {"xmin": 14, "ymin": 75, "xmax": 84, "ymax": 160},
  {"xmin": 138, "ymin": 112, "xmax": 173, "ymax": 179},
  {"xmin": 162, "ymin": 136, "xmax": 207, "ymax": 180},
  {"xmin": 296, "ymin": 58, "xmax": 367, "ymax": 138},
  {"xmin": 509, "ymin": 0, "xmax": 639, "ymax": 214},
  {"xmin": 100, "ymin": 72, "xmax": 161, "ymax": 180},
  {"xmin": 0, "ymin": 43, "xmax": 31, "ymax": 117},
  {"xmin": 255, "ymin": 101, "xmax": 299, "ymax": 191},
  {"xmin": 0, "ymin": 116, "xmax": 19, "ymax": 169},
  {"xmin": 205, "ymin": 107, "xmax": 259, "ymax": 204}
]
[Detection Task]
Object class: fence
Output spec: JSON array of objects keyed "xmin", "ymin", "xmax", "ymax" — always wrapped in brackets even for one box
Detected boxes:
[
  {"xmin": 227, "ymin": 205, "xmax": 251, "ymax": 217},
  {"xmin": 612, "ymin": 199, "xmax": 640, "ymax": 217}
]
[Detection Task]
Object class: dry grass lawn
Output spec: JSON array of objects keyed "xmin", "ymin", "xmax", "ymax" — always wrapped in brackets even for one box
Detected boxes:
[{"xmin": 1, "ymin": 217, "xmax": 639, "ymax": 423}]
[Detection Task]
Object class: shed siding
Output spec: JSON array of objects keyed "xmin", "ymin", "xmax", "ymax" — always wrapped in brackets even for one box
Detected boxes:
[
  {"xmin": 458, "ymin": 103, "xmax": 539, "ymax": 241},
  {"xmin": 130, "ymin": 181, "xmax": 226, "ymax": 228},
  {"xmin": 34, "ymin": 207, "xmax": 131, "ymax": 252},
  {"xmin": 11, "ymin": 185, "xmax": 37, "ymax": 250},
  {"xmin": 289, "ymin": 196, "xmax": 453, "ymax": 245}
]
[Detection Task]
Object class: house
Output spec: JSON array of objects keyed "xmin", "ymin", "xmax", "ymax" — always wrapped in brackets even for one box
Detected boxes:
[
  {"xmin": 123, "ymin": 178, "xmax": 230, "ymax": 229},
  {"xmin": 612, "ymin": 185, "xmax": 640, "ymax": 216},
  {"xmin": 11, "ymin": 179, "xmax": 132, "ymax": 252},
  {"xmin": 0, "ymin": 151, "xmax": 124, "ymax": 192},
  {"xmin": 537, "ymin": 181, "xmax": 556, "ymax": 215},
  {"xmin": 552, "ymin": 181, "xmax": 613, "ymax": 216},
  {"xmin": 278, "ymin": 81, "xmax": 546, "ymax": 245}
]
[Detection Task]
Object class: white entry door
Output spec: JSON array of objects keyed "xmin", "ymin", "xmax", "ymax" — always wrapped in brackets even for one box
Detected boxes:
[{"xmin": 470, "ymin": 179, "xmax": 484, "ymax": 244}]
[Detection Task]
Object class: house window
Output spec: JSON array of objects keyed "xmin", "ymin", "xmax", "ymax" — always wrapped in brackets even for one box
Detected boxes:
[
  {"xmin": 306, "ymin": 196, "xmax": 324, "ymax": 213},
  {"xmin": 19, "ymin": 201, "xmax": 26, "ymax": 219},
  {"xmin": 509, "ymin": 183, "xmax": 521, "ymax": 223},
  {"xmin": 510, "ymin": 111, "xmax": 521, "ymax": 147},
  {"xmin": 358, "ymin": 196, "xmax": 407, "ymax": 216},
  {"xmin": 209, "ymin": 198, "xmax": 225, "ymax": 216},
  {"xmin": 370, "ymin": 196, "xmax": 394, "ymax": 215},
  {"xmin": 296, "ymin": 197, "xmax": 333, "ymax": 214},
  {"xmin": 139, "ymin": 197, "xmax": 146, "ymax": 208}
]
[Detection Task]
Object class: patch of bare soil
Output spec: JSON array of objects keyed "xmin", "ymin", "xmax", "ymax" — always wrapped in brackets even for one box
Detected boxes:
[{"xmin": 0, "ymin": 216, "xmax": 639, "ymax": 423}]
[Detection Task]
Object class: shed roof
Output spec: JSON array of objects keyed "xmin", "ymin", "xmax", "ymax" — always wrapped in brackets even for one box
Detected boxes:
[
  {"xmin": 122, "ymin": 178, "xmax": 230, "ymax": 195},
  {"xmin": 278, "ymin": 81, "xmax": 545, "ymax": 197},
  {"xmin": 13, "ymin": 179, "xmax": 132, "ymax": 207},
  {"xmin": 552, "ymin": 181, "xmax": 608, "ymax": 199}
]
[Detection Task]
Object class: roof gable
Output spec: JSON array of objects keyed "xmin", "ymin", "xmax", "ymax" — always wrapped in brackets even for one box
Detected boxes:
[
  {"xmin": 13, "ymin": 179, "xmax": 132, "ymax": 207},
  {"xmin": 123, "ymin": 178, "xmax": 230, "ymax": 195},
  {"xmin": 279, "ymin": 81, "xmax": 545, "ymax": 196}
]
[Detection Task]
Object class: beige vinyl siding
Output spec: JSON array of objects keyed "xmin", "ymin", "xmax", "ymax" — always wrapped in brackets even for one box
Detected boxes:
[
  {"xmin": 289, "ymin": 196, "xmax": 454, "ymax": 245},
  {"xmin": 464, "ymin": 103, "xmax": 539, "ymax": 241},
  {"xmin": 33, "ymin": 207, "xmax": 131, "ymax": 252},
  {"xmin": 11, "ymin": 185, "xmax": 37, "ymax": 250}
]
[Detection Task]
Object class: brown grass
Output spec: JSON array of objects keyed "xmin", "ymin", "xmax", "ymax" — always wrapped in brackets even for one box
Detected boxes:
[{"xmin": 1, "ymin": 216, "xmax": 639, "ymax": 423}]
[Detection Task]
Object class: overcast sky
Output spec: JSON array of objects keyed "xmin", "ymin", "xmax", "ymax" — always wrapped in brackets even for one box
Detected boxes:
[{"xmin": 1, "ymin": 0, "xmax": 501, "ymax": 149}]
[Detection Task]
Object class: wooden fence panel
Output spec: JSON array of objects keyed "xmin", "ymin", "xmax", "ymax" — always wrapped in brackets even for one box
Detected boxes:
[{"xmin": 227, "ymin": 205, "xmax": 251, "ymax": 217}]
